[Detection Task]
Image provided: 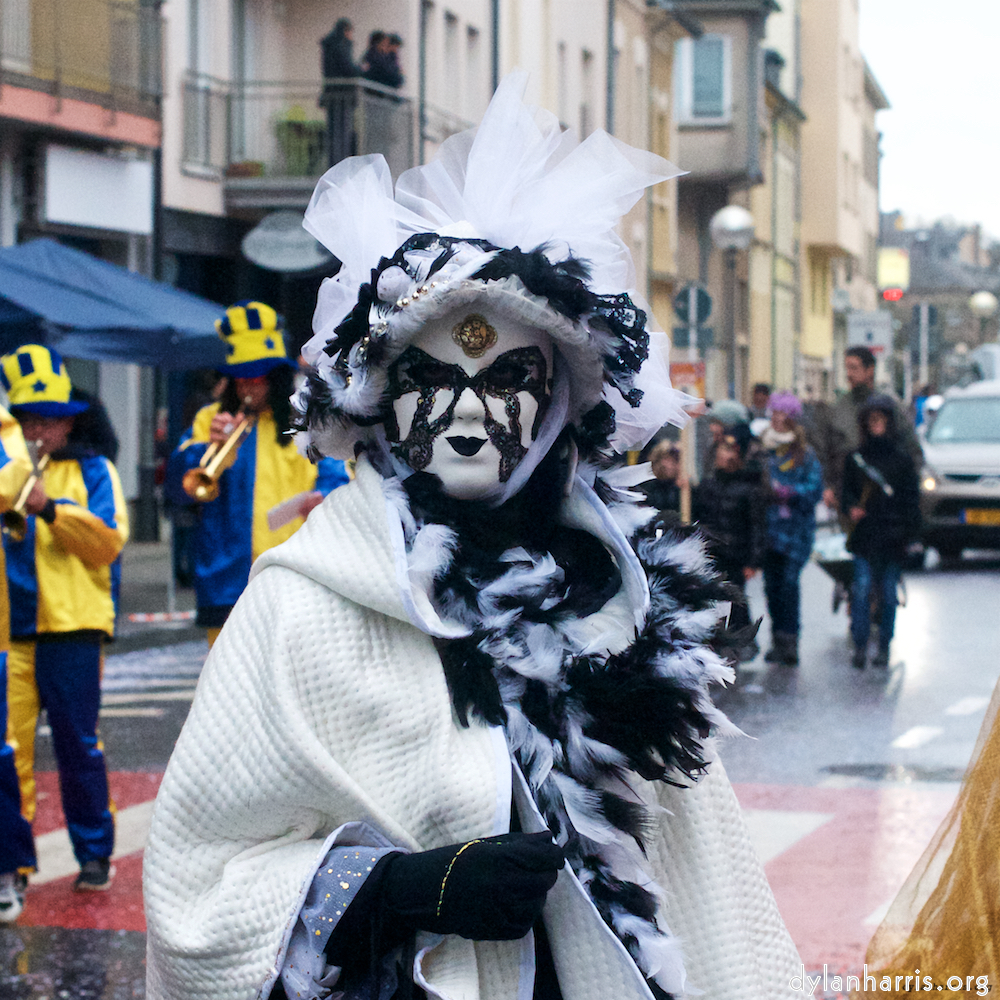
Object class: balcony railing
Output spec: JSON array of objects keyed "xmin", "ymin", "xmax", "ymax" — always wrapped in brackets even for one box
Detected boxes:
[
  {"xmin": 182, "ymin": 74, "xmax": 415, "ymax": 185},
  {"xmin": 0, "ymin": 0, "xmax": 161, "ymax": 116}
]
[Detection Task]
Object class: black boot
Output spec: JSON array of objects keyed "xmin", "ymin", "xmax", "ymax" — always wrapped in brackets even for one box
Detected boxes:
[{"xmin": 766, "ymin": 631, "xmax": 798, "ymax": 666}]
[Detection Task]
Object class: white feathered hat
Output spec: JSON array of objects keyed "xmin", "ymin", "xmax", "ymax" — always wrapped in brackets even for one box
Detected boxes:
[{"xmin": 295, "ymin": 72, "xmax": 691, "ymax": 477}]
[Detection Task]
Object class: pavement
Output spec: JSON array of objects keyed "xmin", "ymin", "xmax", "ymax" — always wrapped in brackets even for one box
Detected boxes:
[{"xmin": 2, "ymin": 539, "xmax": 998, "ymax": 998}]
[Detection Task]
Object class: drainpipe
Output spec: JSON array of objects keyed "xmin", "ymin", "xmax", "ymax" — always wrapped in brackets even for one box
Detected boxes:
[
  {"xmin": 770, "ymin": 111, "xmax": 779, "ymax": 385},
  {"xmin": 418, "ymin": 0, "xmax": 428, "ymax": 164},
  {"xmin": 606, "ymin": 0, "xmax": 615, "ymax": 133},
  {"xmin": 491, "ymin": 0, "xmax": 500, "ymax": 94}
]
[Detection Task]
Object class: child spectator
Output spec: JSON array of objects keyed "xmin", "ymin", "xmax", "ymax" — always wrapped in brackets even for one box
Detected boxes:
[
  {"xmin": 692, "ymin": 422, "xmax": 763, "ymax": 659},
  {"xmin": 842, "ymin": 395, "xmax": 921, "ymax": 669},
  {"xmin": 639, "ymin": 440, "xmax": 682, "ymax": 514}
]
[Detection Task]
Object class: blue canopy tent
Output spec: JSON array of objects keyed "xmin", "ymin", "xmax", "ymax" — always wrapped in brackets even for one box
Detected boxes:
[{"xmin": 0, "ymin": 238, "xmax": 226, "ymax": 369}]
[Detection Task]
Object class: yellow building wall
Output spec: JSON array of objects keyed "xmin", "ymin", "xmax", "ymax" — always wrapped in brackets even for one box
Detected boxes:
[{"xmin": 801, "ymin": 249, "xmax": 834, "ymax": 359}]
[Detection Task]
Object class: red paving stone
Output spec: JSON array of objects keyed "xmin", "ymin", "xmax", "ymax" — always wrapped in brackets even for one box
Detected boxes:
[
  {"xmin": 19, "ymin": 770, "xmax": 957, "ymax": 968},
  {"xmin": 21, "ymin": 771, "xmax": 162, "ymax": 932},
  {"xmin": 735, "ymin": 782, "xmax": 957, "ymax": 972}
]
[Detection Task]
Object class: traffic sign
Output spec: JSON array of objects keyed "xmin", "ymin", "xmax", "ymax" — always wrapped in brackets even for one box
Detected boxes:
[
  {"xmin": 846, "ymin": 311, "xmax": 893, "ymax": 356},
  {"xmin": 673, "ymin": 284, "xmax": 712, "ymax": 325},
  {"xmin": 673, "ymin": 326, "xmax": 714, "ymax": 350}
]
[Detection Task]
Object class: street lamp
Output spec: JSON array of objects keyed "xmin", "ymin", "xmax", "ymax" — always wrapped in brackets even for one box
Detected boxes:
[
  {"xmin": 710, "ymin": 205, "xmax": 754, "ymax": 400},
  {"xmin": 969, "ymin": 290, "xmax": 999, "ymax": 342}
]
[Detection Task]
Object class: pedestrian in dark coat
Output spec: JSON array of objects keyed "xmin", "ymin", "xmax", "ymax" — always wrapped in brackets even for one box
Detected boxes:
[
  {"xmin": 693, "ymin": 423, "xmax": 763, "ymax": 658},
  {"xmin": 842, "ymin": 395, "xmax": 921, "ymax": 669}
]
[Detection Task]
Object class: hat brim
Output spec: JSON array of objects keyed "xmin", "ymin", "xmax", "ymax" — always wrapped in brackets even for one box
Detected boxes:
[
  {"xmin": 11, "ymin": 400, "xmax": 89, "ymax": 417},
  {"xmin": 218, "ymin": 357, "xmax": 295, "ymax": 378}
]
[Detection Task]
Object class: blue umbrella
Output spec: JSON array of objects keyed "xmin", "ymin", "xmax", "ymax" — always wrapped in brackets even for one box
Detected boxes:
[{"xmin": 0, "ymin": 238, "xmax": 227, "ymax": 369}]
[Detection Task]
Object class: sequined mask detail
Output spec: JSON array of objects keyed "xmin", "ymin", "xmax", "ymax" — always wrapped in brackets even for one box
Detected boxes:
[
  {"xmin": 386, "ymin": 345, "xmax": 549, "ymax": 482},
  {"xmin": 452, "ymin": 314, "xmax": 498, "ymax": 358}
]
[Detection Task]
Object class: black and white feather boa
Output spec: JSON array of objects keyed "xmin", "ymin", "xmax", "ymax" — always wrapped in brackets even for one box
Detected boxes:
[{"xmin": 386, "ymin": 470, "xmax": 740, "ymax": 1000}]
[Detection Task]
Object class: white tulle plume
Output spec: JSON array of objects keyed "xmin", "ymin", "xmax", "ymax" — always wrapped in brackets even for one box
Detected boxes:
[{"xmin": 302, "ymin": 70, "xmax": 684, "ymax": 344}]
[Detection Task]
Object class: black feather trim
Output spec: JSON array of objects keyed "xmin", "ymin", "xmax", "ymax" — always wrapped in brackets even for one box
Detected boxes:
[
  {"xmin": 434, "ymin": 635, "xmax": 506, "ymax": 728},
  {"xmin": 600, "ymin": 792, "xmax": 654, "ymax": 850}
]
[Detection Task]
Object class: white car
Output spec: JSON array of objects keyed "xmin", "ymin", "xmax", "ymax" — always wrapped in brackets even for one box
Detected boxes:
[{"xmin": 920, "ymin": 379, "xmax": 1000, "ymax": 560}]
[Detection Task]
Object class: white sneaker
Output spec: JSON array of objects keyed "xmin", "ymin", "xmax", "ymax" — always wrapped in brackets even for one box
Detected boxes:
[{"xmin": 0, "ymin": 871, "xmax": 26, "ymax": 923}]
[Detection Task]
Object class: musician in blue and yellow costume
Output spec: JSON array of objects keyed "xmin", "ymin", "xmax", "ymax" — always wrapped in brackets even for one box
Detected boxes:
[
  {"xmin": 167, "ymin": 302, "xmax": 348, "ymax": 646},
  {"xmin": 2, "ymin": 344, "xmax": 128, "ymax": 893},
  {"xmin": 0, "ymin": 405, "xmax": 37, "ymax": 921}
]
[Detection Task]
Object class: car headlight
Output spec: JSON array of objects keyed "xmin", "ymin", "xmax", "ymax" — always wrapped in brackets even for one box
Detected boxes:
[{"xmin": 921, "ymin": 465, "xmax": 939, "ymax": 492}]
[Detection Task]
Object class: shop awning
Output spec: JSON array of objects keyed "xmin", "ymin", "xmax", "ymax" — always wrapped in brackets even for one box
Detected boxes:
[{"xmin": 0, "ymin": 238, "xmax": 227, "ymax": 369}]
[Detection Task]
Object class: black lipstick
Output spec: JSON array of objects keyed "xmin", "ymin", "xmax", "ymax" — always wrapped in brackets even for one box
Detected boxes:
[{"xmin": 446, "ymin": 436, "xmax": 487, "ymax": 456}]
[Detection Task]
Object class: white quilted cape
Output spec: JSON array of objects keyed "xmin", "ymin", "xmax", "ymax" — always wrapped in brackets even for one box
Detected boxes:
[{"xmin": 144, "ymin": 460, "xmax": 801, "ymax": 1000}]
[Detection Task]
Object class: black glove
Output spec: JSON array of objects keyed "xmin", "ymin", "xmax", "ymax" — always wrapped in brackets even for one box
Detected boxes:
[
  {"xmin": 326, "ymin": 831, "xmax": 564, "ymax": 970},
  {"xmin": 380, "ymin": 831, "xmax": 565, "ymax": 941}
]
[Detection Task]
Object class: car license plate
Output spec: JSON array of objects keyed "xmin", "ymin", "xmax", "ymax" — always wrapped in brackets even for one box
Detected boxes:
[{"xmin": 963, "ymin": 508, "xmax": 1000, "ymax": 525}]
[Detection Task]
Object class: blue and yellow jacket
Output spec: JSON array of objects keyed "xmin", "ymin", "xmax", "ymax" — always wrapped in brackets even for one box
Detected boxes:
[
  {"xmin": 0, "ymin": 408, "xmax": 34, "ymax": 650},
  {"xmin": 166, "ymin": 404, "xmax": 348, "ymax": 624},
  {"xmin": 3, "ymin": 448, "xmax": 129, "ymax": 640}
]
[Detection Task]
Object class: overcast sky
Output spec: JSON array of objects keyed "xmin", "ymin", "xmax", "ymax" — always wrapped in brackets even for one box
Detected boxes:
[{"xmin": 858, "ymin": 0, "xmax": 1000, "ymax": 242}]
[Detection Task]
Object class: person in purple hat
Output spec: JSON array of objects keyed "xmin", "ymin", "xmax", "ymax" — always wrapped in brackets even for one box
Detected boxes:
[{"xmin": 760, "ymin": 390, "xmax": 823, "ymax": 666}]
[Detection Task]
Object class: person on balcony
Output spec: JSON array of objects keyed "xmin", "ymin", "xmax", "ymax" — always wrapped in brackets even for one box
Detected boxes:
[
  {"xmin": 320, "ymin": 19, "xmax": 365, "ymax": 166},
  {"xmin": 363, "ymin": 30, "xmax": 404, "ymax": 89},
  {"xmin": 320, "ymin": 18, "xmax": 362, "ymax": 80}
]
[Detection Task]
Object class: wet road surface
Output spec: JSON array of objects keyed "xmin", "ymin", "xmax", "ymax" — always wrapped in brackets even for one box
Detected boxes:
[{"xmin": 2, "ymin": 554, "xmax": 999, "ymax": 997}]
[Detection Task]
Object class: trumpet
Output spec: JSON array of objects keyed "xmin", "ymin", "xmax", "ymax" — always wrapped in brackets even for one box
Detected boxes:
[
  {"xmin": 182, "ymin": 404, "xmax": 257, "ymax": 503},
  {"xmin": 3, "ymin": 452, "xmax": 50, "ymax": 542}
]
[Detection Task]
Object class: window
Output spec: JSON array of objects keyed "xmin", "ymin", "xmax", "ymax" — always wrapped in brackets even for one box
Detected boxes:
[
  {"xmin": 466, "ymin": 26, "xmax": 482, "ymax": 118},
  {"xmin": 674, "ymin": 35, "xmax": 731, "ymax": 123},
  {"xmin": 557, "ymin": 42, "xmax": 568, "ymax": 125},
  {"xmin": 580, "ymin": 49, "xmax": 595, "ymax": 137}
]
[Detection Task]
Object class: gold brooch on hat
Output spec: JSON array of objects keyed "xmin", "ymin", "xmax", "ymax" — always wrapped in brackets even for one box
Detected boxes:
[{"xmin": 452, "ymin": 314, "xmax": 497, "ymax": 358}]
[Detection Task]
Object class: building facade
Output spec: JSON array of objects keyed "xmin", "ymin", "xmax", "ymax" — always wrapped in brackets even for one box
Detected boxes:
[
  {"xmin": 797, "ymin": 0, "xmax": 887, "ymax": 398},
  {"xmin": 0, "ymin": 0, "xmax": 162, "ymax": 526}
]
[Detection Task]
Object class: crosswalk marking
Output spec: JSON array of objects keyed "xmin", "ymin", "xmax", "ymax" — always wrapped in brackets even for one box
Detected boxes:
[
  {"xmin": 98, "ymin": 639, "xmax": 207, "ymax": 717},
  {"xmin": 891, "ymin": 725, "xmax": 943, "ymax": 749},
  {"xmin": 743, "ymin": 809, "xmax": 835, "ymax": 864},
  {"xmin": 944, "ymin": 695, "xmax": 991, "ymax": 716},
  {"xmin": 30, "ymin": 800, "xmax": 155, "ymax": 886}
]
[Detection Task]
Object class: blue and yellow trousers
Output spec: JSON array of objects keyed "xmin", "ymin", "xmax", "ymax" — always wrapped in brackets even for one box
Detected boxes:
[
  {"xmin": 6, "ymin": 637, "xmax": 115, "ymax": 865},
  {"xmin": 1, "ymin": 651, "xmax": 36, "ymax": 873}
]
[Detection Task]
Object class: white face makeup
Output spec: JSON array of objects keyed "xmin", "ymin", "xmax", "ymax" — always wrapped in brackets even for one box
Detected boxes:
[{"xmin": 386, "ymin": 307, "xmax": 554, "ymax": 500}]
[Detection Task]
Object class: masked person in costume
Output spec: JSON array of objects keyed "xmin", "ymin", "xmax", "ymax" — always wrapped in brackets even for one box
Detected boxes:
[
  {"xmin": 2, "ymin": 345, "xmax": 128, "ymax": 892},
  {"xmin": 144, "ymin": 75, "xmax": 800, "ymax": 1000},
  {"xmin": 166, "ymin": 302, "xmax": 348, "ymax": 646},
  {"xmin": 0, "ymin": 405, "xmax": 37, "ymax": 921}
]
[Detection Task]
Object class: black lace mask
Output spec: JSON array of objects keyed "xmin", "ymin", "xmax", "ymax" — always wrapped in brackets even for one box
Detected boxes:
[{"xmin": 385, "ymin": 345, "xmax": 550, "ymax": 483}]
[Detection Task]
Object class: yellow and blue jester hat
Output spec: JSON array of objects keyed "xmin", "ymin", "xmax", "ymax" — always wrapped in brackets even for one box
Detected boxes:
[
  {"xmin": 1, "ymin": 344, "xmax": 89, "ymax": 416},
  {"xmin": 215, "ymin": 301, "xmax": 294, "ymax": 377}
]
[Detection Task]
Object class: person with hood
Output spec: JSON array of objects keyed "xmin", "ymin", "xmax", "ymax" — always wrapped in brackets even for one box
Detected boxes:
[
  {"xmin": 692, "ymin": 422, "xmax": 763, "ymax": 659},
  {"xmin": 1, "ymin": 345, "xmax": 128, "ymax": 892},
  {"xmin": 166, "ymin": 302, "xmax": 348, "ymax": 647},
  {"xmin": 841, "ymin": 395, "xmax": 921, "ymax": 669},
  {"xmin": 810, "ymin": 346, "xmax": 921, "ymax": 510},
  {"xmin": 144, "ymin": 74, "xmax": 800, "ymax": 1000},
  {"xmin": 760, "ymin": 391, "xmax": 823, "ymax": 666}
]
